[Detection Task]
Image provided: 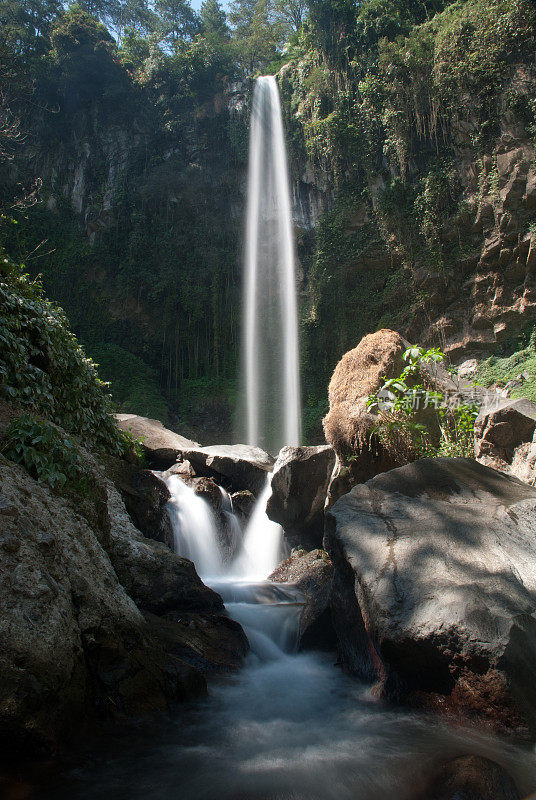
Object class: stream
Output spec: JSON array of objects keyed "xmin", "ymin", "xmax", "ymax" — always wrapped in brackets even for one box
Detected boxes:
[{"xmin": 32, "ymin": 477, "xmax": 536, "ymax": 799}]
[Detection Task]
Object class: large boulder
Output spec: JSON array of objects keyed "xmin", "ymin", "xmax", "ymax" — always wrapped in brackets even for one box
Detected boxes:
[
  {"xmin": 0, "ymin": 456, "xmax": 207, "ymax": 759},
  {"xmin": 103, "ymin": 455, "xmax": 174, "ymax": 549},
  {"xmin": 266, "ymin": 445, "xmax": 335, "ymax": 548},
  {"xmin": 420, "ymin": 755, "xmax": 520, "ymax": 800},
  {"xmin": 326, "ymin": 457, "xmax": 536, "ymax": 734},
  {"xmin": 116, "ymin": 415, "xmax": 199, "ymax": 469},
  {"xmin": 475, "ymin": 396, "xmax": 536, "ymax": 470},
  {"xmin": 177, "ymin": 444, "xmax": 274, "ymax": 495},
  {"xmin": 269, "ymin": 549, "xmax": 335, "ymax": 650},
  {"xmin": 323, "ymin": 329, "xmax": 409, "ymax": 468}
]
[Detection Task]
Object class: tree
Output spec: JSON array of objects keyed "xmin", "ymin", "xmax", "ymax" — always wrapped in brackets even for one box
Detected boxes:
[
  {"xmin": 272, "ymin": 0, "xmax": 307, "ymax": 33},
  {"xmin": 154, "ymin": 0, "xmax": 199, "ymax": 46},
  {"xmin": 0, "ymin": 0, "xmax": 61, "ymax": 61},
  {"xmin": 200, "ymin": 0, "xmax": 230, "ymax": 41},
  {"xmin": 228, "ymin": 0, "xmax": 281, "ymax": 71}
]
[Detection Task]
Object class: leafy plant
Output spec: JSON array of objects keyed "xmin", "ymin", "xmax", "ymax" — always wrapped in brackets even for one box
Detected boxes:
[
  {"xmin": 0, "ymin": 254, "xmax": 127, "ymax": 456},
  {"xmin": 368, "ymin": 346, "xmax": 479, "ymax": 459},
  {"xmin": 1, "ymin": 413, "xmax": 91, "ymax": 490}
]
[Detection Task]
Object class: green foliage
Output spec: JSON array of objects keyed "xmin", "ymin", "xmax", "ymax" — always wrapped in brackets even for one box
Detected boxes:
[
  {"xmin": 478, "ymin": 336, "xmax": 536, "ymax": 405},
  {"xmin": 0, "ymin": 254, "xmax": 126, "ymax": 455},
  {"xmin": 368, "ymin": 347, "xmax": 479, "ymax": 458},
  {"xmin": 2, "ymin": 413, "xmax": 92, "ymax": 490},
  {"xmin": 89, "ymin": 342, "xmax": 169, "ymax": 420}
]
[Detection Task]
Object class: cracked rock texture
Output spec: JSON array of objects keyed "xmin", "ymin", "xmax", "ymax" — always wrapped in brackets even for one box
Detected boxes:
[{"xmin": 326, "ymin": 457, "xmax": 536, "ymax": 734}]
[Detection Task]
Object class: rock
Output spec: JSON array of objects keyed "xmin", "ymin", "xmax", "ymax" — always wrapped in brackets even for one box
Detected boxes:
[
  {"xmin": 104, "ymin": 478, "xmax": 224, "ymax": 616},
  {"xmin": 0, "ymin": 456, "xmax": 206, "ymax": 759},
  {"xmin": 323, "ymin": 329, "xmax": 411, "ymax": 480},
  {"xmin": 103, "ymin": 455, "xmax": 174, "ymax": 549},
  {"xmin": 326, "ymin": 457, "xmax": 536, "ymax": 734},
  {"xmin": 322, "ymin": 329, "xmax": 461, "ymax": 486},
  {"xmin": 116, "ymin": 415, "xmax": 199, "ymax": 469},
  {"xmin": 421, "ymin": 755, "xmax": 520, "ymax": 800},
  {"xmin": 266, "ymin": 445, "xmax": 335, "ymax": 549},
  {"xmin": 177, "ymin": 444, "xmax": 274, "ymax": 495},
  {"xmin": 231, "ymin": 490, "xmax": 256, "ymax": 521},
  {"xmin": 269, "ymin": 549, "xmax": 335, "ymax": 650},
  {"xmin": 457, "ymin": 358, "xmax": 479, "ymax": 379},
  {"xmin": 145, "ymin": 612, "xmax": 249, "ymax": 674},
  {"xmin": 475, "ymin": 396, "xmax": 536, "ymax": 463}
]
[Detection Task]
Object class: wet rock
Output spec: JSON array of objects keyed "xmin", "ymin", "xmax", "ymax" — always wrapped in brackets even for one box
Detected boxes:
[
  {"xmin": 104, "ymin": 479, "xmax": 223, "ymax": 616},
  {"xmin": 116, "ymin": 415, "xmax": 199, "ymax": 469},
  {"xmin": 266, "ymin": 445, "xmax": 335, "ymax": 549},
  {"xmin": 0, "ymin": 457, "xmax": 207, "ymax": 760},
  {"xmin": 422, "ymin": 755, "xmax": 520, "ymax": 800},
  {"xmin": 231, "ymin": 490, "xmax": 256, "ymax": 521},
  {"xmin": 177, "ymin": 444, "xmax": 274, "ymax": 494},
  {"xmin": 269, "ymin": 549, "xmax": 335, "ymax": 650},
  {"xmin": 145, "ymin": 612, "xmax": 249, "ymax": 674},
  {"xmin": 102, "ymin": 455, "xmax": 174, "ymax": 549},
  {"xmin": 326, "ymin": 457, "xmax": 536, "ymax": 734}
]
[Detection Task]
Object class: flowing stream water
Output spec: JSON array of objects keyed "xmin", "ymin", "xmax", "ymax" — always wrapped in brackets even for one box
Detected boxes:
[{"xmin": 36, "ymin": 478, "xmax": 536, "ymax": 799}]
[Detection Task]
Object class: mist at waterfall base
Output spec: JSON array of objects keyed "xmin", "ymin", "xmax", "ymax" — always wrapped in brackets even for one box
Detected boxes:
[{"xmin": 243, "ymin": 75, "xmax": 301, "ymax": 455}]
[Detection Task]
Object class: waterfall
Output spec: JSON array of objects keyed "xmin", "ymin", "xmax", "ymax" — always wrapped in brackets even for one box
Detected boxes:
[
  {"xmin": 229, "ymin": 477, "xmax": 287, "ymax": 581},
  {"xmin": 165, "ymin": 475, "xmax": 223, "ymax": 579},
  {"xmin": 243, "ymin": 75, "xmax": 301, "ymax": 454}
]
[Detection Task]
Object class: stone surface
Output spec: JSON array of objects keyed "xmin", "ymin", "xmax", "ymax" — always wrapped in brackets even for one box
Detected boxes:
[
  {"xmin": 421, "ymin": 755, "xmax": 520, "ymax": 800},
  {"xmin": 116, "ymin": 415, "xmax": 199, "ymax": 469},
  {"xmin": 146, "ymin": 612, "xmax": 249, "ymax": 674},
  {"xmin": 0, "ymin": 456, "xmax": 207, "ymax": 759},
  {"xmin": 326, "ymin": 457, "xmax": 536, "ymax": 734},
  {"xmin": 475, "ymin": 397, "xmax": 536, "ymax": 464},
  {"xmin": 177, "ymin": 444, "xmax": 274, "ymax": 495},
  {"xmin": 104, "ymin": 477, "xmax": 223, "ymax": 616},
  {"xmin": 266, "ymin": 445, "xmax": 335, "ymax": 548},
  {"xmin": 323, "ymin": 329, "xmax": 412, "ymax": 479},
  {"xmin": 269, "ymin": 549, "xmax": 335, "ymax": 650},
  {"xmin": 103, "ymin": 455, "xmax": 174, "ymax": 549}
]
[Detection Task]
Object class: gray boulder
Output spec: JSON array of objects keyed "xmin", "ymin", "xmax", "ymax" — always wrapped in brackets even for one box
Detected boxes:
[
  {"xmin": 269, "ymin": 548, "xmax": 335, "ymax": 650},
  {"xmin": 116, "ymin": 415, "xmax": 199, "ymax": 469},
  {"xmin": 420, "ymin": 755, "xmax": 520, "ymax": 800},
  {"xmin": 104, "ymin": 476, "xmax": 223, "ymax": 616},
  {"xmin": 103, "ymin": 455, "xmax": 174, "ymax": 549},
  {"xmin": 326, "ymin": 457, "xmax": 536, "ymax": 734},
  {"xmin": 177, "ymin": 444, "xmax": 274, "ymax": 494},
  {"xmin": 0, "ymin": 456, "xmax": 206, "ymax": 759},
  {"xmin": 475, "ymin": 397, "xmax": 536, "ymax": 463},
  {"xmin": 266, "ymin": 445, "xmax": 336, "ymax": 548}
]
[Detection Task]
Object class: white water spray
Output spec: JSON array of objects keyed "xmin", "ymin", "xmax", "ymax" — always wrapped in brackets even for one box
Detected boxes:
[{"xmin": 244, "ymin": 75, "xmax": 301, "ymax": 454}]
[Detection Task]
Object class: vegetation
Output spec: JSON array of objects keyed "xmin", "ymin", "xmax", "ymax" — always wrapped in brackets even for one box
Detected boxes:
[
  {"xmin": 1, "ymin": 413, "xmax": 93, "ymax": 490},
  {"xmin": 0, "ymin": 252, "xmax": 127, "ymax": 454},
  {"xmin": 1, "ymin": 0, "xmax": 535, "ymax": 442},
  {"xmin": 368, "ymin": 347, "xmax": 479, "ymax": 459}
]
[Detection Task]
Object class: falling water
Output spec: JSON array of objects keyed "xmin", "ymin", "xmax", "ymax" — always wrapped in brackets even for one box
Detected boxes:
[
  {"xmin": 244, "ymin": 75, "xmax": 301, "ymax": 454},
  {"xmin": 165, "ymin": 475, "xmax": 223, "ymax": 579}
]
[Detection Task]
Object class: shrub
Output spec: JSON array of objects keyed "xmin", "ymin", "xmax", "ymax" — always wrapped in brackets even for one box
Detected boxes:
[
  {"xmin": 1, "ymin": 413, "xmax": 91, "ymax": 491},
  {"xmin": 368, "ymin": 346, "xmax": 479, "ymax": 459},
  {"xmin": 0, "ymin": 254, "xmax": 126, "ymax": 455}
]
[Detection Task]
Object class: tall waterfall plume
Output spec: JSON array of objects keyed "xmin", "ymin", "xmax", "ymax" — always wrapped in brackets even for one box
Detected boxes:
[{"xmin": 243, "ymin": 75, "xmax": 301, "ymax": 454}]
